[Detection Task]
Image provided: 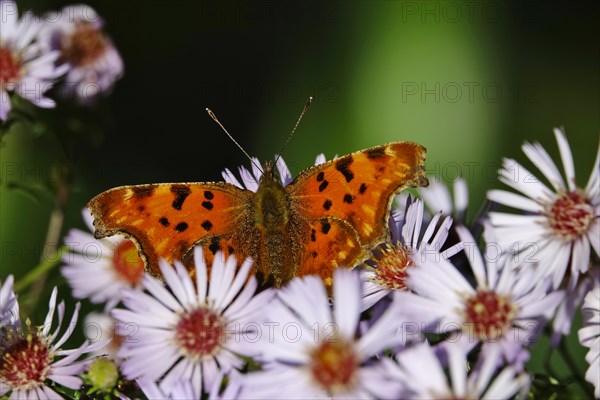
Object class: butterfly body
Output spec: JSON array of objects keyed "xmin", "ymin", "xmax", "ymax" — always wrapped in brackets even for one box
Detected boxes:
[{"xmin": 88, "ymin": 141, "xmax": 428, "ymax": 288}]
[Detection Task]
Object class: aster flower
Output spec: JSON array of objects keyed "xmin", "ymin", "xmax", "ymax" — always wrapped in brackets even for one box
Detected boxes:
[
  {"xmin": 42, "ymin": 4, "xmax": 123, "ymax": 103},
  {"xmin": 222, "ymin": 153, "xmax": 328, "ymax": 191},
  {"xmin": 0, "ymin": 0, "xmax": 68, "ymax": 120},
  {"xmin": 487, "ymin": 128, "xmax": 599, "ymax": 290},
  {"xmin": 578, "ymin": 285, "xmax": 600, "ymax": 398},
  {"xmin": 395, "ymin": 225, "xmax": 564, "ymax": 369},
  {"xmin": 388, "ymin": 342, "xmax": 530, "ymax": 399},
  {"xmin": 111, "ymin": 247, "xmax": 275, "ymax": 397},
  {"xmin": 0, "ymin": 275, "xmax": 19, "ymax": 327},
  {"xmin": 241, "ymin": 269, "xmax": 403, "ymax": 399},
  {"xmin": 61, "ymin": 208, "xmax": 145, "ymax": 310},
  {"xmin": 361, "ymin": 199, "xmax": 463, "ymax": 311},
  {"xmin": 0, "ymin": 287, "xmax": 107, "ymax": 399}
]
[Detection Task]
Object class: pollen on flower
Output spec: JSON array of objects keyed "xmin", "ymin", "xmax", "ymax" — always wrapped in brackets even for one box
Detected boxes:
[
  {"xmin": 61, "ymin": 23, "xmax": 108, "ymax": 66},
  {"xmin": 112, "ymin": 239, "xmax": 145, "ymax": 284},
  {"xmin": 0, "ymin": 331, "xmax": 52, "ymax": 390},
  {"xmin": 0, "ymin": 47, "xmax": 21, "ymax": 84},
  {"xmin": 546, "ymin": 190, "xmax": 594, "ymax": 241},
  {"xmin": 368, "ymin": 243, "xmax": 414, "ymax": 290},
  {"xmin": 310, "ymin": 338, "xmax": 357, "ymax": 393},
  {"xmin": 175, "ymin": 308, "xmax": 224, "ymax": 359},
  {"xmin": 464, "ymin": 290, "xmax": 516, "ymax": 341}
]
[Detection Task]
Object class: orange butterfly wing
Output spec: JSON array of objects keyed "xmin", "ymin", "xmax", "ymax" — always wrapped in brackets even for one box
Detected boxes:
[
  {"xmin": 288, "ymin": 141, "xmax": 428, "ymax": 282},
  {"xmin": 88, "ymin": 182, "xmax": 248, "ymax": 276}
]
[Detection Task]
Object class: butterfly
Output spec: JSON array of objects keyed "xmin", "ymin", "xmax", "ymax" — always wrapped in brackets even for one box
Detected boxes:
[{"xmin": 88, "ymin": 142, "xmax": 428, "ymax": 288}]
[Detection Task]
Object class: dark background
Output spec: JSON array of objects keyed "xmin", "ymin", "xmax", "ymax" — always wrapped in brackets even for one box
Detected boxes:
[
  {"xmin": 6, "ymin": 0, "xmax": 599, "ymax": 190},
  {"xmin": 1, "ymin": 1, "xmax": 598, "ymax": 394}
]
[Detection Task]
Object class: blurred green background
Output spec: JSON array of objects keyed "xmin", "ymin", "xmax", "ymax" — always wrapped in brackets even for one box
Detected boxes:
[{"xmin": 1, "ymin": 0, "xmax": 598, "ymax": 396}]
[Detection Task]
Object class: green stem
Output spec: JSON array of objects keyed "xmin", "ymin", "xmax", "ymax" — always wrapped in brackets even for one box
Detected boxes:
[
  {"xmin": 26, "ymin": 177, "xmax": 69, "ymax": 311},
  {"xmin": 14, "ymin": 245, "xmax": 68, "ymax": 293},
  {"xmin": 557, "ymin": 336, "xmax": 594, "ymax": 397}
]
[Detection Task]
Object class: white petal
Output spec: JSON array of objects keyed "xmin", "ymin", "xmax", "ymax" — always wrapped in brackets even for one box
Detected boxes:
[
  {"xmin": 447, "ymin": 344, "xmax": 467, "ymax": 397},
  {"xmin": 487, "ymin": 189, "xmax": 544, "ymax": 212},
  {"xmin": 554, "ymin": 128, "xmax": 576, "ymax": 191},
  {"xmin": 522, "ymin": 141, "xmax": 565, "ymax": 191},
  {"xmin": 239, "ymin": 165, "xmax": 258, "ymax": 192},
  {"xmin": 275, "ymin": 155, "xmax": 293, "ymax": 186},
  {"xmin": 222, "ymin": 168, "xmax": 243, "ymax": 188},
  {"xmin": 456, "ymin": 226, "xmax": 486, "ymax": 288},
  {"xmin": 333, "ymin": 269, "xmax": 361, "ymax": 338},
  {"xmin": 498, "ymin": 158, "xmax": 554, "ymax": 201},
  {"xmin": 585, "ymin": 143, "xmax": 600, "ymax": 199},
  {"xmin": 453, "ymin": 178, "xmax": 469, "ymax": 214},
  {"xmin": 194, "ymin": 247, "xmax": 208, "ymax": 303},
  {"xmin": 219, "ymin": 257, "xmax": 253, "ymax": 309},
  {"xmin": 473, "ymin": 344, "xmax": 502, "ymax": 396},
  {"xmin": 587, "ymin": 220, "xmax": 600, "ymax": 257}
]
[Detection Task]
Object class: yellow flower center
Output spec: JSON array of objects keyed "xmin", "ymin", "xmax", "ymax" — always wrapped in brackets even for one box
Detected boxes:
[
  {"xmin": 369, "ymin": 243, "xmax": 414, "ymax": 290},
  {"xmin": 546, "ymin": 189, "xmax": 594, "ymax": 241},
  {"xmin": 0, "ymin": 47, "xmax": 21, "ymax": 85},
  {"xmin": 175, "ymin": 308, "xmax": 225, "ymax": 359},
  {"xmin": 464, "ymin": 290, "xmax": 516, "ymax": 341},
  {"xmin": 309, "ymin": 338, "xmax": 358, "ymax": 394},
  {"xmin": 62, "ymin": 23, "xmax": 108, "ymax": 66},
  {"xmin": 0, "ymin": 332, "xmax": 52, "ymax": 390}
]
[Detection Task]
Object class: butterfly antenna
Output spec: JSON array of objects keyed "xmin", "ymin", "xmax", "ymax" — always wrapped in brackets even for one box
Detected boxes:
[
  {"xmin": 206, "ymin": 108, "xmax": 262, "ymax": 173},
  {"xmin": 274, "ymin": 97, "xmax": 313, "ymax": 164}
]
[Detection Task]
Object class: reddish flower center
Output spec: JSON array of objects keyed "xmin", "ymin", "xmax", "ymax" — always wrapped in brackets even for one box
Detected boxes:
[
  {"xmin": 547, "ymin": 190, "xmax": 594, "ymax": 241},
  {"xmin": 175, "ymin": 308, "xmax": 224, "ymax": 359},
  {"xmin": 0, "ymin": 47, "xmax": 21, "ymax": 85},
  {"xmin": 464, "ymin": 290, "xmax": 515, "ymax": 341},
  {"xmin": 0, "ymin": 333, "xmax": 52, "ymax": 390},
  {"xmin": 62, "ymin": 23, "xmax": 108, "ymax": 66},
  {"xmin": 112, "ymin": 239, "xmax": 145, "ymax": 284},
  {"xmin": 310, "ymin": 338, "xmax": 357, "ymax": 393},
  {"xmin": 370, "ymin": 243, "xmax": 414, "ymax": 290}
]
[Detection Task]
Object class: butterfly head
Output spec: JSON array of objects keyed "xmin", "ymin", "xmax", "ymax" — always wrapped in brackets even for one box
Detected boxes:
[{"xmin": 259, "ymin": 161, "xmax": 283, "ymax": 186}]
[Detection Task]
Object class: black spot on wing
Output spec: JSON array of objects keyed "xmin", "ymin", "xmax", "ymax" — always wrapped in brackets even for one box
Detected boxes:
[
  {"xmin": 335, "ymin": 157, "xmax": 354, "ymax": 183},
  {"xmin": 208, "ymin": 238, "xmax": 221, "ymax": 254},
  {"xmin": 311, "ymin": 229, "xmax": 316, "ymax": 242},
  {"xmin": 323, "ymin": 199, "xmax": 332, "ymax": 210},
  {"xmin": 202, "ymin": 201, "xmax": 214, "ymax": 210},
  {"xmin": 159, "ymin": 217, "xmax": 170, "ymax": 227},
  {"xmin": 319, "ymin": 180, "xmax": 329, "ymax": 192},
  {"xmin": 366, "ymin": 147, "xmax": 386, "ymax": 159},
  {"xmin": 171, "ymin": 185, "xmax": 191, "ymax": 210},
  {"xmin": 204, "ymin": 190, "xmax": 214, "ymax": 200},
  {"xmin": 316, "ymin": 171, "xmax": 325, "ymax": 182},
  {"xmin": 359, "ymin": 183, "xmax": 367, "ymax": 194},
  {"xmin": 321, "ymin": 221, "xmax": 331, "ymax": 234},
  {"xmin": 175, "ymin": 222, "xmax": 188, "ymax": 232},
  {"xmin": 311, "ymin": 251, "xmax": 318, "ymax": 258},
  {"xmin": 132, "ymin": 186, "xmax": 155, "ymax": 198},
  {"xmin": 201, "ymin": 220, "xmax": 213, "ymax": 231},
  {"xmin": 343, "ymin": 194, "xmax": 354, "ymax": 204}
]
